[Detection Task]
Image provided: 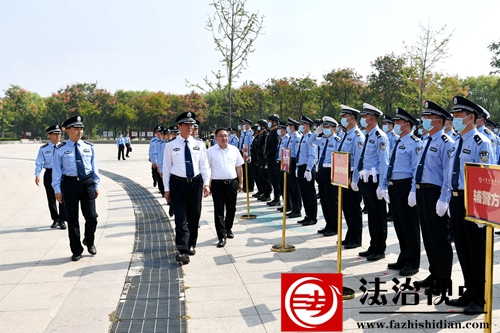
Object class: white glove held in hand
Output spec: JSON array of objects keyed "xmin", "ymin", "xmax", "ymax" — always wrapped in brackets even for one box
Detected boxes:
[
  {"xmin": 304, "ymin": 170, "xmax": 312, "ymax": 182},
  {"xmin": 247, "ymin": 156, "xmax": 251, "ymax": 163},
  {"xmin": 376, "ymin": 186, "xmax": 384, "ymax": 200},
  {"xmin": 351, "ymin": 181, "xmax": 359, "ymax": 192},
  {"xmin": 408, "ymin": 192, "xmax": 416, "ymax": 207},
  {"xmin": 436, "ymin": 200, "xmax": 448, "ymax": 217},
  {"xmin": 382, "ymin": 190, "xmax": 390, "ymax": 204},
  {"xmin": 295, "ymin": 168, "xmax": 298, "ymax": 178}
]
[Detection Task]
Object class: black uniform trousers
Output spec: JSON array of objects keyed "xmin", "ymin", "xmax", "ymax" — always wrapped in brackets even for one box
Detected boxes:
[
  {"xmin": 170, "ymin": 174, "xmax": 202, "ymax": 254},
  {"xmin": 267, "ymin": 159, "xmax": 281, "ymax": 200},
  {"xmin": 125, "ymin": 143, "xmax": 131, "ymax": 157},
  {"xmin": 342, "ymin": 183, "xmax": 363, "ymax": 245},
  {"xmin": 388, "ymin": 179, "xmax": 420, "ymax": 269},
  {"xmin": 154, "ymin": 167, "xmax": 164, "ymax": 196},
  {"xmin": 317, "ymin": 167, "xmax": 338, "ymax": 232},
  {"xmin": 211, "ymin": 178, "xmax": 238, "ymax": 239},
  {"xmin": 43, "ymin": 168, "xmax": 65, "ymax": 222},
  {"xmin": 279, "ymin": 170, "xmax": 292, "ymax": 210},
  {"xmin": 297, "ymin": 165, "xmax": 317, "ymax": 221},
  {"xmin": 288, "ymin": 158, "xmax": 302, "ymax": 214},
  {"xmin": 450, "ymin": 193, "xmax": 487, "ymax": 305},
  {"xmin": 61, "ymin": 174, "xmax": 98, "ymax": 256},
  {"xmin": 258, "ymin": 159, "xmax": 271, "ymax": 196},
  {"xmin": 358, "ymin": 176, "xmax": 387, "ymax": 254},
  {"xmin": 252, "ymin": 159, "xmax": 263, "ymax": 194},
  {"xmin": 118, "ymin": 144, "xmax": 125, "ymax": 160},
  {"xmin": 416, "ymin": 185, "xmax": 452, "ymax": 285}
]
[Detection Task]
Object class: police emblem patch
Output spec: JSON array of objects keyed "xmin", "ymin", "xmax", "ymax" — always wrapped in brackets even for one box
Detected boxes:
[
  {"xmin": 380, "ymin": 142, "xmax": 387, "ymax": 151},
  {"xmin": 480, "ymin": 150, "xmax": 489, "ymax": 162},
  {"xmin": 416, "ymin": 147, "xmax": 423, "ymax": 155},
  {"xmin": 358, "ymin": 142, "xmax": 363, "ymax": 149}
]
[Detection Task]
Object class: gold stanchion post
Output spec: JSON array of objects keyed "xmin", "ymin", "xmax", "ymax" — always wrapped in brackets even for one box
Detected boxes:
[
  {"xmin": 240, "ymin": 161, "xmax": 256, "ymax": 220},
  {"xmin": 484, "ymin": 225, "xmax": 493, "ymax": 333},
  {"xmin": 272, "ymin": 171, "xmax": 295, "ymax": 252}
]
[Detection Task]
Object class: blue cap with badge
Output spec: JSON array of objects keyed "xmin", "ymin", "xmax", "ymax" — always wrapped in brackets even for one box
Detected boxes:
[
  {"xmin": 361, "ymin": 103, "xmax": 383, "ymax": 116},
  {"xmin": 46, "ymin": 124, "xmax": 62, "ymax": 134},
  {"xmin": 175, "ymin": 111, "xmax": 197, "ymax": 124},
  {"xmin": 451, "ymin": 96, "xmax": 481, "ymax": 117},
  {"xmin": 424, "ymin": 101, "xmax": 451, "ymax": 120},
  {"xmin": 393, "ymin": 107, "xmax": 417, "ymax": 125},
  {"xmin": 62, "ymin": 115, "xmax": 84, "ymax": 128}
]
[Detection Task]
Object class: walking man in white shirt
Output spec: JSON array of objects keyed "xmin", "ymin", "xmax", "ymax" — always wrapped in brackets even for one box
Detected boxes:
[{"xmin": 207, "ymin": 128, "xmax": 244, "ymax": 247}]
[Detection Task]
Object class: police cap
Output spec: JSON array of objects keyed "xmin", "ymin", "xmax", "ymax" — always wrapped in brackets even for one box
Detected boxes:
[{"xmin": 62, "ymin": 115, "xmax": 84, "ymax": 129}]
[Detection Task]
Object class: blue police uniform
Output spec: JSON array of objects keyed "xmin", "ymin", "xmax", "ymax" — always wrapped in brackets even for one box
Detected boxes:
[
  {"xmin": 387, "ymin": 130, "xmax": 399, "ymax": 151},
  {"xmin": 116, "ymin": 135, "xmax": 125, "ymax": 160},
  {"xmin": 286, "ymin": 123, "xmax": 303, "ymax": 216},
  {"xmin": 149, "ymin": 128, "xmax": 161, "ymax": 187},
  {"xmin": 124, "ymin": 135, "xmax": 132, "ymax": 157},
  {"xmin": 229, "ymin": 133, "xmax": 239, "ymax": 147},
  {"xmin": 477, "ymin": 126, "xmax": 497, "ymax": 162}
]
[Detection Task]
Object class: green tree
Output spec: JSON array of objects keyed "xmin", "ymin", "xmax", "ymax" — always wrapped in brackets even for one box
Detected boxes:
[
  {"xmin": 288, "ymin": 76, "xmax": 318, "ymax": 119},
  {"xmin": 266, "ymin": 78, "xmax": 291, "ymax": 119},
  {"xmin": 3, "ymin": 85, "xmax": 31, "ymax": 138},
  {"xmin": 206, "ymin": 0, "xmax": 264, "ymax": 127},
  {"xmin": 321, "ymin": 68, "xmax": 365, "ymax": 116},
  {"xmin": 0, "ymin": 98, "xmax": 11, "ymax": 138},
  {"xmin": 488, "ymin": 39, "xmax": 500, "ymax": 74},
  {"xmin": 463, "ymin": 75, "xmax": 500, "ymax": 120},
  {"xmin": 424, "ymin": 73, "xmax": 468, "ymax": 110}
]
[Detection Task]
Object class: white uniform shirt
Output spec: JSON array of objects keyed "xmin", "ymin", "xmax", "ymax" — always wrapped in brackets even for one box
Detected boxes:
[
  {"xmin": 207, "ymin": 144, "xmax": 244, "ymax": 180},
  {"xmin": 162, "ymin": 135, "xmax": 210, "ymax": 191}
]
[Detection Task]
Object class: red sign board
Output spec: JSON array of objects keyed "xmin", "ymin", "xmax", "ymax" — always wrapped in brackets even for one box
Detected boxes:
[
  {"xmin": 281, "ymin": 148, "xmax": 291, "ymax": 173},
  {"xmin": 331, "ymin": 152, "xmax": 350, "ymax": 188},
  {"xmin": 465, "ymin": 163, "xmax": 500, "ymax": 225},
  {"xmin": 242, "ymin": 144, "xmax": 250, "ymax": 162}
]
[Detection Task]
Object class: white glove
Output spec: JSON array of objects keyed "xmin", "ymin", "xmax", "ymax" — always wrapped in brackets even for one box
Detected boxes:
[
  {"xmin": 476, "ymin": 223, "xmax": 485, "ymax": 228},
  {"xmin": 315, "ymin": 125, "xmax": 323, "ymax": 135},
  {"xmin": 408, "ymin": 192, "xmax": 416, "ymax": 207},
  {"xmin": 359, "ymin": 170, "xmax": 369, "ymax": 182},
  {"xmin": 371, "ymin": 168, "xmax": 378, "ymax": 183},
  {"xmin": 436, "ymin": 200, "xmax": 448, "ymax": 217},
  {"xmin": 315, "ymin": 163, "xmax": 319, "ymax": 173},
  {"xmin": 247, "ymin": 156, "xmax": 251, "ymax": 163},
  {"xmin": 382, "ymin": 190, "xmax": 390, "ymax": 204},
  {"xmin": 351, "ymin": 181, "xmax": 359, "ymax": 192},
  {"xmin": 376, "ymin": 186, "xmax": 384, "ymax": 200},
  {"xmin": 304, "ymin": 170, "xmax": 312, "ymax": 182},
  {"xmin": 295, "ymin": 168, "xmax": 298, "ymax": 178}
]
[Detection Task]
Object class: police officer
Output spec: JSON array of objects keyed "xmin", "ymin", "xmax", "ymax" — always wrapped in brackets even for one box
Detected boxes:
[
  {"xmin": 337, "ymin": 105, "xmax": 365, "ymax": 249},
  {"xmin": 384, "ymin": 108, "xmax": 423, "ymax": 276},
  {"xmin": 124, "ymin": 133, "xmax": 132, "ymax": 157},
  {"xmin": 351, "ymin": 103, "xmax": 389, "ymax": 261},
  {"xmin": 285, "ymin": 118, "xmax": 303, "ymax": 219},
  {"xmin": 265, "ymin": 114, "xmax": 282, "ymax": 206},
  {"xmin": 162, "ymin": 112, "xmax": 210, "ymax": 264},
  {"xmin": 241, "ymin": 119, "xmax": 255, "ymax": 192},
  {"xmin": 475, "ymin": 105, "xmax": 497, "ymax": 163},
  {"xmin": 276, "ymin": 121, "xmax": 291, "ymax": 212},
  {"xmin": 149, "ymin": 125, "xmax": 162, "ymax": 187},
  {"xmin": 52, "ymin": 116, "xmax": 100, "ymax": 261},
  {"xmin": 296, "ymin": 116, "xmax": 318, "ymax": 226},
  {"xmin": 382, "ymin": 115, "xmax": 399, "ymax": 151},
  {"xmin": 446, "ymin": 96, "xmax": 494, "ymax": 314},
  {"xmin": 254, "ymin": 119, "xmax": 272, "ymax": 201},
  {"xmin": 412, "ymin": 101, "xmax": 454, "ymax": 295},
  {"xmin": 228, "ymin": 127, "xmax": 239, "ymax": 147},
  {"xmin": 314, "ymin": 116, "xmax": 341, "ymax": 236},
  {"xmin": 35, "ymin": 124, "xmax": 66, "ymax": 229},
  {"xmin": 444, "ymin": 116, "xmax": 460, "ymax": 141},
  {"xmin": 116, "ymin": 133, "xmax": 126, "ymax": 160}
]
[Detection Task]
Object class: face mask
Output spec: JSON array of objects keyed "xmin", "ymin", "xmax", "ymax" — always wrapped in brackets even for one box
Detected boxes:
[
  {"xmin": 238, "ymin": 125, "xmax": 241, "ymax": 130},
  {"xmin": 268, "ymin": 122, "xmax": 272, "ymax": 128},
  {"xmin": 286, "ymin": 127, "xmax": 291, "ymax": 134},
  {"xmin": 257, "ymin": 126, "xmax": 261, "ymax": 131},
  {"xmin": 313, "ymin": 125, "xmax": 317, "ymax": 130},
  {"xmin": 453, "ymin": 116, "xmax": 470, "ymax": 133},
  {"xmin": 422, "ymin": 119, "xmax": 434, "ymax": 131},
  {"xmin": 360, "ymin": 118, "xmax": 369, "ymax": 128},
  {"xmin": 299, "ymin": 125, "xmax": 305, "ymax": 132},
  {"xmin": 341, "ymin": 118, "xmax": 349, "ymax": 128},
  {"xmin": 361, "ymin": 129, "xmax": 367, "ymax": 135},
  {"xmin": 495, "ymin": 128, "xmax": 499, "ymax": 134},
  {"xmin": 412, "ymin": 126, "xmax": 416, "ymax": 132},
  {"xmin": 382, "ymin": 125, "xmax": 389, "ymax": 132},
  {"xmin": 418, "ymin": 128, "xmax": 424, "ymax": 135},
  {"xmin": 393, "ymin": 124, "xmax": 403, "ymax": 136},
  {"xmin": 322, "ymin": 128, "xmax": 332, "ymax": 136},
  {"xmin": 335, "ymin": 127, "xmax": 340, "ymax": 133}
]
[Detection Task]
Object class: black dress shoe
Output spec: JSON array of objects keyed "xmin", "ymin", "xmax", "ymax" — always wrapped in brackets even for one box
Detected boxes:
[
  {"xmin": 267, "ymin": 199, "xmax": 281, "ymax": 207},
  {"xmin": 367, "ymin": 253, "xmax": 385, "ymax": 261},
  {"xmin": 463, "ymin": 302, "xmax": 484, "ymax": 315},
  {"xmin": 227, "ymin": 230, "xmax": 234, "ymax": 239},
  {"xmin": 175, "ymin": 253, "xmax": 190, "ymax": 264},
  {"xmin": 71, "ymin": 254, "xmax": 82, "ymax": 261},
  {"xmin": 287, "ymin": 213, "xmax": 302, "ymax": 218},
  {"xmin": 399, "ymin": 266, "xmax": 419, "ymax": 276},
  {"xmin": 339, "ymin": 240, "xmax": 349, "ymax": 245},
  {"xmin": 317, "ymin": 228, "xmax": 328, "ymax": 234},
  {"xmin": 297, "ymin": 218, "xmax": 307, "ymax": 224},
  {"xmin": 58, "ymin": 221, "xmax": 67, "ymax": 230},
  {"xmin": 387, "ymin": 262, "xmax": 405, "ymax": 270},
  {"xmin": 323, "ymin": 230, "xmax": 338, "ymax": 237},
  {"xmin": 446, "ymin": 296, "xmax": 471, "ymax": 307},
  {"xmin": 82, "ymin": 238, "xmax": 87, "ymax": 246},
  {"xmin": 88, "ymin": 245, "xmax": 97, "ymax": 255},
  {"xmin": 302, "ymin": 220, "xmax": 317, "ymax": 226},
  {"xmin": 495, "ymin": 230, "xmax": 500, "ymax": 235},
  {"xmin": 259, "ymin": 196, "xmax": 271, "ymax": 202},
  {"xmin": 217, "ymin": 238, "xmax": 226, "ymax": 248},
  {"xmin": 252, "ymin": 192, "xmax": 262, "ymax": 198},
  {"xmin": 358, "ymin": 250, "xmax": 371, "ymax": 257},
  {"xmin": 415, "ymin": 278, "xmax": 433, "ymax": 288},
  {"xmin": 51, "ymin": 221, "xmax": 58, "ymax": 228},
  {"xmin": 344, "ymin": 243, "xmax": 361, "ymax": 249},
  {"xmin": 188, "ymin": 246, "xmax": 196, "ymax": 256},
  {"xmin": 169, "ymin": 206, "xmax": 174, "ymax": 217},
  {"xmin": 277, "ymin": 207, "xmax": 291, "ymax": 212}
]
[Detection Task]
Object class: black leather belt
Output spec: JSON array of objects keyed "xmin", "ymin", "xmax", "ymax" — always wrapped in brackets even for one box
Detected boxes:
[
  {"xmin": 389, "ymin": 178, "xmax": 412, "ymax": 185},
  {"xmin": 416, "ymin": 183, "xmax": 439, "ymax": 189},
  {"xmin": 63, "ymin": 174, "xmax": 91, "ymax": 181},
  {"xmin": 171, "ymin": 174, "xmax": 200, "ymax": 183},
  {"xmin": 212, "ymin": 178, "xmax": 237, "ymax": 184},
  {"xmin": 452, "ymin": 190, "xmax": 464, "ymax": 197}
]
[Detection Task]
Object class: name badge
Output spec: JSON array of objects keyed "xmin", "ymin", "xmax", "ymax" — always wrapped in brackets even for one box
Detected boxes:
[
  {"xmin": 193, "ymin": 146, "xmax": 200, "ymax": 151},
  {"xmin": 430, "ymin": 147, "xmax": 438, "ymax": 152},
  {"xmin": 83, "ymin": 148, "xmax": 90, "ymax": 153}
]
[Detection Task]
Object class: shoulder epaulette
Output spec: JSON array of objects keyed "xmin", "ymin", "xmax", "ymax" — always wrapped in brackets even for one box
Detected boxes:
[
  {"xmin": 474, "ymin": 134, "xmax": 483, "ymax": 145},
  {"xmin": 391, "ymin": 131, "xmax": 396, "ymax": 137},
  {"xmin": 195, "ymin": 137, "xmax": 204, "ymax": 142},
  {"xmin": 485, "ymin": 128, "xmax": 492, "ymax": 135},
  {"xmin": 56, "ymin": 142, "xmax": 66, "ymax": 149},
  {"xmin": 441, "ymin": 134, "xmax": 449, "ymax": 143},
  {"xmin": 83, "ymin": 140, "xmax": 94, "ymax": 146},
  {"xmin": 355, "ymin": 129, "xmax": 361, "ymax": 136},
  {"xmin": 334, "ymin": 136, "xmax": 341, "ymax": 142},
  {"xmin": 375, "ymin": 130, "xmax": 381, "ymax": 138},
  {"xmin": 410, "ymin": 135, "xmax": 420, "ymax": 142},
  {"xmin": 40, "ymin": 143, "xmax": 49, "ymax": 148}
]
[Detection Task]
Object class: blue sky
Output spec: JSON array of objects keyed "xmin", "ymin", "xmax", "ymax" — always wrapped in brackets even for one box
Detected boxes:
[{"xmin": 1, "ymin": 0, "xmax": 499, "ymax": 97}]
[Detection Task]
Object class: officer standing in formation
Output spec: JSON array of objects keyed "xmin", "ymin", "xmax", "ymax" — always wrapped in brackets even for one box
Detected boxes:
[
  {"xmin": 276, "ymin": 121, "xmax": 291, "ymax": 213},
  {"xmin": 35, "ymin": 124, "xmax": 66, "ymax": 229},
  {"xmin": 385, "ymin": 108, "xmax": 422, "ymax": 276},
  {"xmin": 265, "ymin": 114, "xmax": 282, "ymax": 206},
  {"xmin": 352, "ymin": 103, "xmax": 389, "ymax": 262},
  {"xmin": 162, "ymin": 112, "xmax": 210, "ymax": 265},
  {"xmin": 124, "ymin": 133, "xmax": 132, "ymax": 157},
  {"xmin": 52, "ymin": 115, "xmax": 100, "ymax": 261},
  {"xmin": 254, "ymin": 119, "xmax": 272, "ymax": 201},
  {"xmin": 116, "ymin": 133, "xmax": 126, "ymax": 160},
  {"xmin": 149, "ymin": 125, "xmax": 162, "ymax": 188},
  {"xmin": 285, "ymin": 118, "xmax": 302, "ymax": 218},
  {"xmin": 446, "ymin": 96, "xmax": 493, "ymax": 314}
]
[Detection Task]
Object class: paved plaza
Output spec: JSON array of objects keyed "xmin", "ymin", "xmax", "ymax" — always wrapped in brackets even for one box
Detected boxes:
[{"xmin": 0, "ymin": 142, "xmax": 499, "ymax": 332}]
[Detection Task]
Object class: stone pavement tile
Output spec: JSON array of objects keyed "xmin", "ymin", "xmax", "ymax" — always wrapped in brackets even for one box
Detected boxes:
[
  {"xmin": 61, "ymin": 280, "xmax": 125, "ymax": 310},
  {"xmin": 245, "ymin": 281, "xmax": 281, "ymax": 299},
  {"xmin": 250, "ymin": 297, "xmax": 281, "ymax": 315},
  {"xmin": 0, "ymin": 264, "xmax": 32, "ymax": 284},
  {"xmin": 187, "ymin": 298, "xmax": 258, "ymax": 318},
  {"xmin": 259, "ymin": 313, "xmax": 281, "ymax": 333},
  {"xmin": 0, "ymin": 283, "xmax": 16, "ymax": 301},
  {"xmin": 185, "ymin": 283, "xmax": 250, "ymax": 302},
  {"xmin": 0, "ymin": 281, "xmax": 75, "ymax": 311},
  {"xmin": 44, "ymin": 307, "xmax": 115, "ymax": 333},
  {"xmin": 232, "ymin": 252, "xmax": 292, "ymax": 272},
  {"xmin": 0, "ymin": 309, "xmax": 54, "ymax": 333},
  {"xmin": 237, "ymin": 270, "xmax": 284, "ymax": 285},
  {"xmin": 187, "ymin": 315, "xmax": 267, "ymax": 333},
  {"xmin": 0, "ymin": 248, "xmax": 50, "ymax": 265}
]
